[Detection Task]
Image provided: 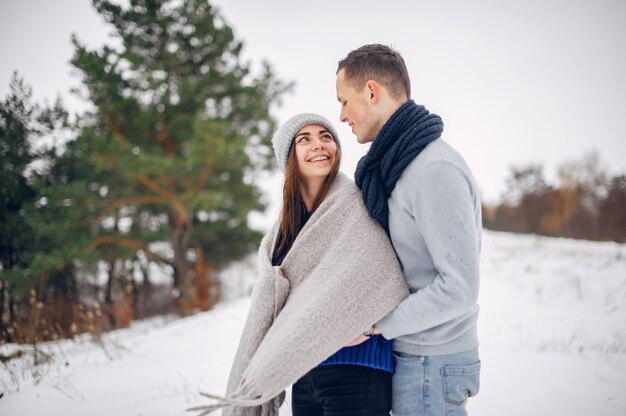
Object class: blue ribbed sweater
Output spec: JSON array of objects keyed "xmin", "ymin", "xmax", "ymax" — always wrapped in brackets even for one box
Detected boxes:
[
  {"xmin": 318, "ymin": 335, "xmax": 394, "ymax": 373},
  {"xmin": 272, "ymin": 209, "xmax": 394, "ymax": 373}
]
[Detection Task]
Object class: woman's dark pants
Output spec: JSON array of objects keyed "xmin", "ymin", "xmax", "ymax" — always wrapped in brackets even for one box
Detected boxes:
[{"xmin": 291, "ymin": 364, "xmax": 392, "ymax": 416}]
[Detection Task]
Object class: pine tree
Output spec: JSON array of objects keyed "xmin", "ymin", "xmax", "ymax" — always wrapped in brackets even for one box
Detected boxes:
[
  {"xmin": 0, "ymin": 72, "xmax": 70, "ymax": 341},
  {"xmin": 69, "ymin": 0, "xmax": 290, "ymax": 313}
]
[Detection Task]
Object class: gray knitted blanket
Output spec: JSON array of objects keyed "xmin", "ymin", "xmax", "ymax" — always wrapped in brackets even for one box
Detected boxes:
[{"xmin": 188, "ymin": 173, "xmax": 409, "ymax": 416}]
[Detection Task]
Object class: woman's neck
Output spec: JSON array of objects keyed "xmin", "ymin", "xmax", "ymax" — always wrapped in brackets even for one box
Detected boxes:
[{"xmin": 299, "ymin": 178, "xmax": 324, "ymax": 211}]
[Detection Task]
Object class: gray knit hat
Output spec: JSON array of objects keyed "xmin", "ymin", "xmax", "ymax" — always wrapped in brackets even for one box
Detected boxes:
[{"xmin": 271, "ymin": 113, "xmax": 341, "ymax": 173}]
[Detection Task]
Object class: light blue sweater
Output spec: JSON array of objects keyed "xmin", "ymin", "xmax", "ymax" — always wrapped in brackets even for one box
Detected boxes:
[{"xmin": 377, "ymin": 138, "xmax": 482, "ymax": 356}]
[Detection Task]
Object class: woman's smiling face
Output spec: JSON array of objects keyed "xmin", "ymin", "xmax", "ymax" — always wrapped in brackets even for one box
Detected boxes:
[{"xmin": 293, "ymin": 124, "xmax": 338, "ymax": 183}]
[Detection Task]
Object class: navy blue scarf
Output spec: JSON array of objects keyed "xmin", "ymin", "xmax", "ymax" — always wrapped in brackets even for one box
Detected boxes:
[{"xmin": 354, "ymin": 100, "xmax": 444, "ymax": 232}]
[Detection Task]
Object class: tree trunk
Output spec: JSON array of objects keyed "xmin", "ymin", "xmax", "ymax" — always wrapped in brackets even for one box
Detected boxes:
[
  {"xmin": 171, "ymin": 207, "xmax": 195, "ymax": 315},
  {"xmin": 105, "ymin": 259, "xmax": 116, "ymax": 328},
  {"xmin": 134, "ymin": 255, "xmax": 151, "ymax": 318},
  {"xmin": 8, "ymin": 296, "xmax": 16, "ymax": 343},
  {"xmin": 0, "ymin": 279, "xmax": 6, "ymax": 342},
  {"xmin": 193, "ymin": 247, "xmax": 213, "ymax": 311},
  {"xmin": 26, "ymin": 285, "xmax": 45, "ymax": 344}
]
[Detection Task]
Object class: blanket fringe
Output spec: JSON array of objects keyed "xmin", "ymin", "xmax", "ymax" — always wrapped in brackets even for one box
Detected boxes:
[
  {"xmin": 186, "ymin": 402, "xmax": 225, "ymax": 416},
  {"xmin": 187, "ymin": 390, "xmax": 267, "ymax": 415}
]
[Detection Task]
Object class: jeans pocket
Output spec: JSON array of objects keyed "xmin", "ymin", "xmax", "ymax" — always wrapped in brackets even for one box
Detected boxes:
[
  {"xmin": 441, "ymin": 360, "xmax": 481, "ymax": 411},
  {"xmin": 392, "ymin": 352, "xmax": 422, "ymax": 415}
]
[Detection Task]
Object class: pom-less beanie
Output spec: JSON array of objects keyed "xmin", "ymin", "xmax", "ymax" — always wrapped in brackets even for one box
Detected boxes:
[{"xmin": 271, "ymin": 113, "xmax": 341, "ymax": 173}]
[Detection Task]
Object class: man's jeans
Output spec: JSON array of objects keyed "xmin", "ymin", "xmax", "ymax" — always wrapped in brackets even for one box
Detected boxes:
[{"xmin": 391, "ymin": 348, "xmax": 480, "ymax": 416}]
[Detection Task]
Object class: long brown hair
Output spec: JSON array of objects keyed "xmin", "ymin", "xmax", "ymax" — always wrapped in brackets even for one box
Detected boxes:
[{"xmin": 272, "ymin": 135, "xmax": 341, "ymax": 263}]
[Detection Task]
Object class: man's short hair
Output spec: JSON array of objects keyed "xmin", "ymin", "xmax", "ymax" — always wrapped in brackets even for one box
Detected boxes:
[{"xmin": 337, "ymin": 44, "xmax": 410, "ymax": 101}]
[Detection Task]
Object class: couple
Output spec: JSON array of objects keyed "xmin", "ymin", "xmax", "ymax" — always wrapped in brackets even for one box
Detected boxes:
[{"xmin": 192, "ymin": 44, "xmax": 482, "ymax": 416}]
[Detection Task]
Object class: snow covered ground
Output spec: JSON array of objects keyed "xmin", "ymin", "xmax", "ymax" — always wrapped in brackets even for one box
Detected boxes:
[{"xmin": 1, "ymin": 230, "xmax": 625, "ymax": 416}]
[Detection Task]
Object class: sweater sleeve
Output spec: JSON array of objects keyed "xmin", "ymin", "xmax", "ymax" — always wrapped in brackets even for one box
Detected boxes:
[{"xmin": 377, "ymin": 159, "xmax": 480, "ymax": 340}]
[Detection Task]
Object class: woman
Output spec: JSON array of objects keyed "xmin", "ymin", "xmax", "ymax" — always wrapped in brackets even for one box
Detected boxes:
[{"xmin": 189, "ymin": 114, "xmax": 408, "ymax": 416}]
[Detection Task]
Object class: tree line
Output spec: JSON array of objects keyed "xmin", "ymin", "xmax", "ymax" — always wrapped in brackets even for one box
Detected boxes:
[
  {"xmin": 483, "ymin": 152, "xmax": 626, "ymax": 243},
  {"xmin": 0, "ymin": 0, "xmax": 290, "ymax": 344}
]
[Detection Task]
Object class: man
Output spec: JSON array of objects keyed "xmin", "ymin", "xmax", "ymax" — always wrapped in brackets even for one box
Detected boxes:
[{"xmin": 336, "ymin": 44, "xmax": 482, "ymax": 416}]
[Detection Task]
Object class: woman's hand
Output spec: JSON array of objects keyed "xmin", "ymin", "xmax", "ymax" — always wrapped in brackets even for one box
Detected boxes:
[
  {"xmin": 345, "ymin": 324, "xmax": 382, "ymax": 347},
  {"xmin": 345, "ymin": 333, "xmax": 370, "ymax": 347}
]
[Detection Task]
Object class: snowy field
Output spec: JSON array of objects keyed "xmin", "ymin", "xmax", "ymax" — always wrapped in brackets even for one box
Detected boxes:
[{"xmin": 1, "ymin": 230, "xmax": 625, "ymax": 416}]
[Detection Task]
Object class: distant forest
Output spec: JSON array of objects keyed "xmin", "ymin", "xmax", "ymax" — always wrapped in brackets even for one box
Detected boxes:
[{"xmin": 483, "ymin": 152, "xmax": 626, "ymax": 244}]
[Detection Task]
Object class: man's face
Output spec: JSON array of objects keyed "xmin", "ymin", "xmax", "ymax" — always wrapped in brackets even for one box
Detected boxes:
[{"xmin": 336, "ymin": 69, "xmax": 379, "ymax": 144}]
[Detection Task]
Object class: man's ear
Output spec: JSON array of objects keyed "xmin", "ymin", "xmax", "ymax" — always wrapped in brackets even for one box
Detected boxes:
[{"xmin": 365, "ymin": 80, "xmax": 382, "ymax": 104}]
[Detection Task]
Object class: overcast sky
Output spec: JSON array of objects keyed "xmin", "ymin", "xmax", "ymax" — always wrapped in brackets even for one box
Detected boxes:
[{"xmin": 1, "ymin": 0, "xmax": 625, "ymax": 205}]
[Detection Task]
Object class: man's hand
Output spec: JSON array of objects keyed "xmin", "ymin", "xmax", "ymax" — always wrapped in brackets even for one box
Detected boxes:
[{"xmin": 345, "ymin": 324, "xmax": 382, "ymax": 347}]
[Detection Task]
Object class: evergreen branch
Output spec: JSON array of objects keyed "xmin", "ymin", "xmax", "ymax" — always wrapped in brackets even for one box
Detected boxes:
[
  {"xmin": 157, "ymin": 120, "xmax": 175, "ymax": 156},
  {"xmin": 96, "ymin": 195, "xmax": 168, "ymax": 219},
  {"xmin": 131, "ymin": 172, "xmax": 173, "ymax": 198},
  {"xmin": 131, "ymin": 173, "xmax": 188, "ymax": 226},
  {"xmin": 107, "ymin": 121, "xmax": 131, "ymax": 146},
  {"xmin": 89, "ymin": 236, "xmax": 168, "ymax": 264},
  {"xmin": 98, "ymin": 153, "xmax": 189, "ymax": 227},
  {"xmin": 157, "ymin": 173, "xmax": 173, "ymax": 189},
  {"xmin": 31, "ymin": 261, "xmax": 74, "ymax": 288},
  {"xmin": 190, "ymin": 157, "xmax": 212, "ymax": 197}
]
